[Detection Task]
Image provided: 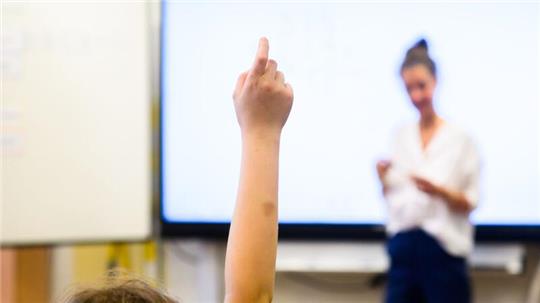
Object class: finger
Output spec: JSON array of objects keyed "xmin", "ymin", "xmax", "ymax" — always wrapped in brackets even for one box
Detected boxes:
[
  {"xmin": 379, "ymin": 161, "xmax": 390, "ymax": 170},
  {"xmin": 250, "ymin": 37, "xmax": 269, "ymax": 77},
  {"xmin": 233, "ymin": 72, "xmax": 248, "ymax": 98},
  {"xmin": 265, "ymin": 59, "xmax": 277, "ymax": 79},
  {"xmin": 284, "ymin": 82, "xmax": 294, "ymax": 99},
  {"xmin": 276, "ymin": 71, "xmax": 284, "ymax": 83},
  {"xmin": 410, "ymin": 175, "xmax": 422, "ymax": 182}
]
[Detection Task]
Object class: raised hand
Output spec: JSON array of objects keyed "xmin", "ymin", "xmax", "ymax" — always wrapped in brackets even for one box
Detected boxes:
[
  {"xmin": 233, "ymin": 37, "xmax": 293, "ymax": 136},
  {"xmin": 226, "ymin": 38, "xmax": 293, "ymax": 303}
]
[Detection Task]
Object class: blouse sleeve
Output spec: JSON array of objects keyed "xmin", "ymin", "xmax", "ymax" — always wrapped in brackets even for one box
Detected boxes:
[
  {"xmin": 384, "ymin": 126, "xmax": 409, "ymax": 189},
  {"xmin": 461, "ymin": 137, "xmax": 481, "ymax": 209}
]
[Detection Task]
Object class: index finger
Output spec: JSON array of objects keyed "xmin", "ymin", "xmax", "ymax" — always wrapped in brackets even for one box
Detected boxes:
[
  {"xmin": 250, "ymin": 37, "xmax": 269, "ymax": 76},
  {"xmin": 410, "ymin": 175, "xmax": 421, "ymax": 182}
]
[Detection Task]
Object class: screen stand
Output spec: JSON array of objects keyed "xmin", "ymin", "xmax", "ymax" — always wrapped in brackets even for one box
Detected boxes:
[
  {"xmin": 276, "ymin": 242, "xmax": 526, "ymax": 274},
  {"xmin": 527, "ymin": 254, "xmax": 540, "ymax": 303},
  {"xmin": 469, "ymin": 244, "xmax": 526, "ymax": 274}
]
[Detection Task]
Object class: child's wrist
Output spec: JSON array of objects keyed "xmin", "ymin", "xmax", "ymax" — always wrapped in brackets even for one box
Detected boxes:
[{"xmin": 241, "ymin": 127, "xmax": 282, "ymax": 143}]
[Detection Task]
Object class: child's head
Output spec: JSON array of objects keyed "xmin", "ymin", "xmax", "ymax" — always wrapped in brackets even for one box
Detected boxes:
[{"xmin": 60, "ymin": 270, "xmax": 177, "ymax": 303}]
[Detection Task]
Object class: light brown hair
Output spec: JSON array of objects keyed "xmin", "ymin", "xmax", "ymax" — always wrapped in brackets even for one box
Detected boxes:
[
  {"xmin": 59, "ymin": 270, "xmax": 178, "ymax": 303},
  {"xmin": 401, "ymin": 38, "xmax": 437, "ymax": 77}
]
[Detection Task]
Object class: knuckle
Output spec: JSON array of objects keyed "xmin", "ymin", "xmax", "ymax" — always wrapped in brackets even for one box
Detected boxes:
[
  {"xmin": 260, "ymin": 81, "xmax": 274, "ymax": 92},
  {"xmin": 257, "ymin": 56, "xmax": 268, "ymax": 66},
  {"xmin": 245, "ymin": 79, "xmax": 256, "ymax": 90}
]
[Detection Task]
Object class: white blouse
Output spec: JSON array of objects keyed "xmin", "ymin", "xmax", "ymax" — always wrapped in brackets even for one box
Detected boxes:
[{"xmin": 384, "ymin": 122, "xmax": 481, "ymax": 257}]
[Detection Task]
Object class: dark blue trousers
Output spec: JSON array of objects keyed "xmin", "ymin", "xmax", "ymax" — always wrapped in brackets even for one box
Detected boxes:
[{"xmin": 385, "ymin": 229, "xmax": 471, "ymax": 303}]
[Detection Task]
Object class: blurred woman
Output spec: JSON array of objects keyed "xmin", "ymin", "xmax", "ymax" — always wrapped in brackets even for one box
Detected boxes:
[{"xmin": 377, "ymin": 39, "xmax": 481, "ymax": 303}]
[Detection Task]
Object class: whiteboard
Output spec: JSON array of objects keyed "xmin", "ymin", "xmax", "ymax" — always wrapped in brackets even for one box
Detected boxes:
[
  {"xmin": 161, "ymin": 1, "xmax": 539, "ymax": 226},
  {"xmin": 1, "ymin": 2, "xmax": 152, "ymax": 245}
]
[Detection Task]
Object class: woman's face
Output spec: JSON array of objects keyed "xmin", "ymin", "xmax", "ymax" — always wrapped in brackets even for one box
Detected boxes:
[{"xmin": 401, "ymin": 64, "xmax": 436, "ymax": 115}]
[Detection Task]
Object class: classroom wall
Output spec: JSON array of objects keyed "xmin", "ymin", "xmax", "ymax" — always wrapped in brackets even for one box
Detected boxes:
[{"xmin": 0, "ymin": 247, "xmax": 50, "ymax": 303}]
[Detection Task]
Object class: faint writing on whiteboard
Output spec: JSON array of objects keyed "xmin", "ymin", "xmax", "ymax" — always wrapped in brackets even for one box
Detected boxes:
[
  {"xmin": 2, "ymin": 109, "xmax": 21, "ymax": 122},
  {"xmin": 1, "ymin": 30, "xmax": 24, "ymax": 80},
  {"xmin": 0, "ymin": 134, "xmax": 23, "ymax": 157},
  {"xmin": 1, "ymin": 108, "xmax": 24, "ymax": 157}
]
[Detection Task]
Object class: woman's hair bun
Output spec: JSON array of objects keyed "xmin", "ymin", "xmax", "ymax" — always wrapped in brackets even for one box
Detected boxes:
[
  {"xmin": 401, "ymin": 38, "xmax": 436, "ymax": 76},
  {"xmin": 413, "ymin": 38, "xmax": 428, "ymax": 51},
  {"xmin": 406, "ymin": 38, "xmax": 429, "ymax": 57}
]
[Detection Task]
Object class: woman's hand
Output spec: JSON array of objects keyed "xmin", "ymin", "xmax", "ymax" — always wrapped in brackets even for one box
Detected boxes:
[
  {"xmin": 411, "ymin": 175, "xmax": 442, "ymax": 196},
  {"xmin": 376, "ymin": 160, "xmax": 392, "ymax": 195},
  {"xmin": 411, "ymin": 175, "xmax": 473, "ymax": 214},
  {"xmin": 376, "ymin": 160, "xmax": 392, "ymax": 183}
]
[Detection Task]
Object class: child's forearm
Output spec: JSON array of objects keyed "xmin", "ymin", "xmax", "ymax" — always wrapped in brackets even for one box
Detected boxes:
[
  {"xmin": 225, "ymin": 37, "xmax": 293, "ymax": 303},
  {"xmin": 225, "ymin": 131, "xmax": 280, "ymax": 303}
]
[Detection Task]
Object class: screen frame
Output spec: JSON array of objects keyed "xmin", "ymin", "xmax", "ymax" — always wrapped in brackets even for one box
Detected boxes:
[
  {"xmin": 160, "ymin": 222, "xmax": 540, "ymax": 242},
  {"xmin": 159, "ymin": 0, "xmax": 540, "ymax": 243}
]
